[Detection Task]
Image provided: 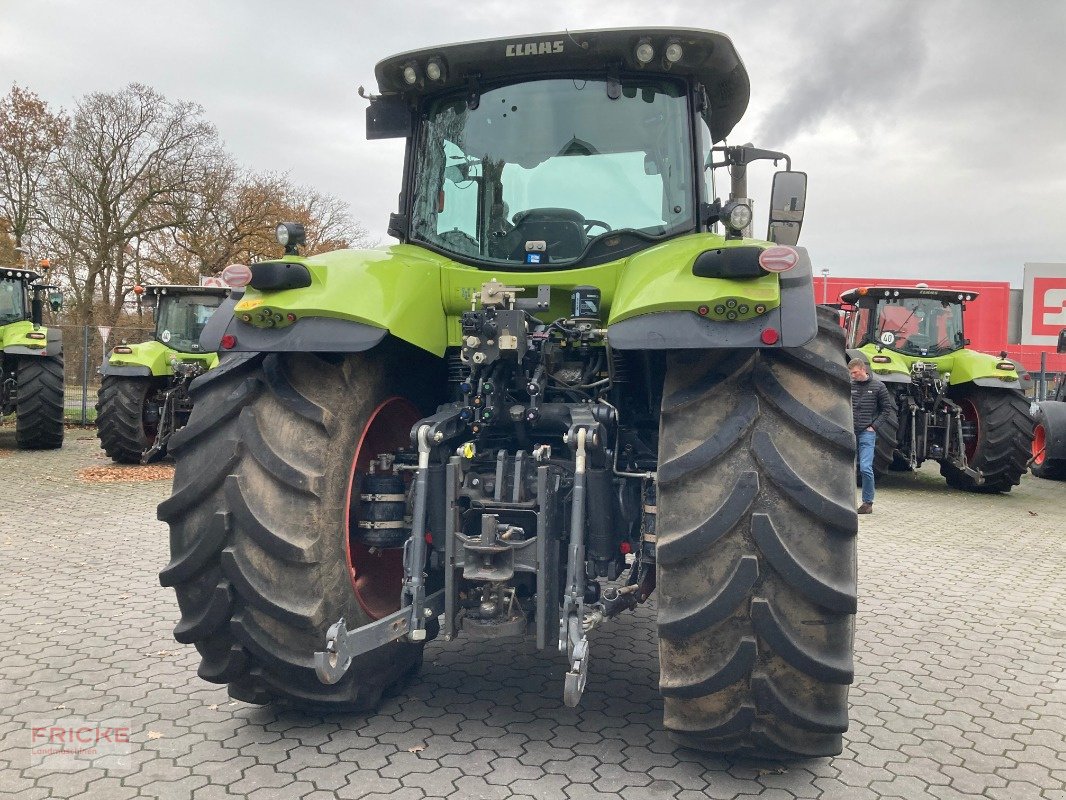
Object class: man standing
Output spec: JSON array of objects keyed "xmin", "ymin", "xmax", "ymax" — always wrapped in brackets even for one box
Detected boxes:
[{"xmin": 849, "ymin": 358, "xmax": 896, "ymax": 514}]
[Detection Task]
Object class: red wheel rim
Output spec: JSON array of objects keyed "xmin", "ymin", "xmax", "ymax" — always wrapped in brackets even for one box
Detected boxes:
[
  {"xmin": 1033, "ymin": 423, "xmax": 1046, "ymax": 466},
  {"xmin": 958, "ymin": 398, "xmax": 979, "ymax": 462},
  {"xmin": 344, "ymin": 397, "xmax": 421, "ymax": 620}
]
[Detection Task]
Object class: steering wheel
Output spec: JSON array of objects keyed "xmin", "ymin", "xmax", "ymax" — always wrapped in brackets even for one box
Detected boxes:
[{"xmin": 583, "ymin": 219, "xmax": 612, "ymax": 236}]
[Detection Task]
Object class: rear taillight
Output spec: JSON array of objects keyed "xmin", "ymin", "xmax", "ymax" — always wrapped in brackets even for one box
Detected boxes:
[
  {"xmin": 221, "ymin": 263, "xmax": 252, "ymax": 288},
  {"xmin": 759, "ymin": 246, "xmax": 799, "ymax": 273}
]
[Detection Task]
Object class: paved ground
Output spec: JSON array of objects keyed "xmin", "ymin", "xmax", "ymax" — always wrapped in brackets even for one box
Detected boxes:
[{"xmin": 1, "ymin": 426, "xmax": 1064, "ymax": 799}]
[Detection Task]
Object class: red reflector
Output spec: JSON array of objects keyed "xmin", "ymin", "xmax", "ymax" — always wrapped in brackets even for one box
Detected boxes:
[
  {"xmin": 758, "ymin": 246, "xmax": 799, "ymax": 273},
  {"xmin": 425, "ymin": 532, "xmax": 433, "ymax": 545},
  {"xmin": 220, "ymin": 334, "xmax": 237, "ymax": 350},
  {"xmin": 286, "ymin": 313, "xmax": 297, "ymax": 322},
  {"xmin": 697, "ymin": 305, "xmax": 709, "ymax": 316},
  {"xmin": 760, "ymin": 327, "xmax": 780, "ymax": 345},
  {"xmin": 221, "ymin": 263, "xmax": 253, "ymax": 288},
  {"xmin": 620, "ymin": 541, "xmax": 632, "ymax": 555}
]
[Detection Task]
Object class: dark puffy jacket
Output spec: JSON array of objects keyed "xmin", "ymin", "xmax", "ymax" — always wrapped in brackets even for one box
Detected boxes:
[{"xmin": 851, "ymin": 376, "xmax": 896, "ymax": 433}]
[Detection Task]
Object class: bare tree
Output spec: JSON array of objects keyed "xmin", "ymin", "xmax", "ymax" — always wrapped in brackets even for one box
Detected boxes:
[
  {"xmin": 40, "ymin": 83, "xmax": 224, "ymax": 324},
  {"xmin": 0, "ymin": 84, "xmax": 66, "ymax": 250},
  {"xmin": 139, "ymin": 169, "xmax": 375, "ymax": 283}
]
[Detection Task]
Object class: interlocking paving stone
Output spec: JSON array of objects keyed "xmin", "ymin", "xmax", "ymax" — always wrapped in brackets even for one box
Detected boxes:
[{"xmin": 2, "ymin": 426, "xmax": 1065, "ymax": 798}]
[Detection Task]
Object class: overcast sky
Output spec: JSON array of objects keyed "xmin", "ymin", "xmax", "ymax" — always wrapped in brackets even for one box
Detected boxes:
[{"xmin": 2, "ymin": 0, "xmax": 1064, "ymax": 286}]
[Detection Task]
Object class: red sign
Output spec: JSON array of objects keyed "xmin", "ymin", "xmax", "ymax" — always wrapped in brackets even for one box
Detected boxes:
[{"xmin": 1031, "ymin": 277, "xmax": 1066, "ymax": 337}]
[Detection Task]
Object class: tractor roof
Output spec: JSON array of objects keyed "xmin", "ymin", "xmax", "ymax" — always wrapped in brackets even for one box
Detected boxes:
[
  {"xmin": 374, "ymin": 28, "xmax": 749, "ymax": 142},
  {"xmin": 1, "ymin": 267, "xmax": 41, "ymax": 282},
  {"xmin": 840, "ymin": 286, "xmax": 979, "ymax": 304}
]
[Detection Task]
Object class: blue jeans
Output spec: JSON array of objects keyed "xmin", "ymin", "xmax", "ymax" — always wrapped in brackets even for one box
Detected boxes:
[{"xmin": 857, "ymin": 429, "xmax": 876, "ymax": 505}]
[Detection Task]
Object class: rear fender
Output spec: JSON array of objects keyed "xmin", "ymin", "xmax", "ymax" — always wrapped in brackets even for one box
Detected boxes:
[
  {"xmin": 1, "ymin": 321, "xmax": 62, "ymax": 357},
  {"xmin": 103, "ymin": 340, "xmax": 217, "ymax": 377},
  {"xmin": 607, "ymin": 245, "xmax": 815, "ymax": 350},
  {"xmin": 945, "ymin": 348, "xmax": 1023, "ymax": 390},
  {"xmin": 205, "ymin": 246, "xmax": 448, "ymax": 356},
  {"xmin": 849, "ymin": 346, "xmax": 910, "ymax": 384}
]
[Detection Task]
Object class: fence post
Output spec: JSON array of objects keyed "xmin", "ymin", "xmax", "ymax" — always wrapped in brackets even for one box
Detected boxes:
[{"xmin": 81, "ymin": 325, "xmax": 90, "ymax": 425}]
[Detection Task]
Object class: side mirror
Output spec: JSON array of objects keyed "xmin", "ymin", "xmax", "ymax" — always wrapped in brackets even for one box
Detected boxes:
[
  {"xmin": 366, "ymin": 95, "xmax": 412, "ymax": 140},
  {"xmin": 49, "ymin": 291, "xmax": 63, "ymax": 312},
  {"xmin": 768, "ymin": 170, "xmax": 807, "ymax": 247},
  {"xmin": 1058, "ymin": 328, "xmax": 1066, "ymax": 354}
]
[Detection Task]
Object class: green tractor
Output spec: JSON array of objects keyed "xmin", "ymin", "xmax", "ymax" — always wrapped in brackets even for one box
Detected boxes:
[
  {"xmin": 160, "ymin": 29, "xmax": 859, "ymax": 758},
  {"xmin": 841, "ymin": 285, "xmax": 1033, "ymax": 492},
  {"xmin": 0, "ymin": 260, "xmax": 64, "ymax": 449},
  {"xmin": 97, "ymin": 284, "xmax": 227, "ymax": 463}
]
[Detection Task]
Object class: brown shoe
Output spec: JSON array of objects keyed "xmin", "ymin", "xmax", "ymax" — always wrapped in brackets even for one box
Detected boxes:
[{"xmin": 857, "ymin": 503, "xmax": 873, "ymax": 515}]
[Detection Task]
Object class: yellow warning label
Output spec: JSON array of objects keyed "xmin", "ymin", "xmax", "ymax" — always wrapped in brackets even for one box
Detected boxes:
[{"xmin": 234, "ymin": 298, "xmax": 263, "ymax": 311}]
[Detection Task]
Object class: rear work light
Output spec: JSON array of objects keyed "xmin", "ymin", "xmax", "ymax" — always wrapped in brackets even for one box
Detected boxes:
[
  {"xmin": 27, "ymin": 332, "xmax": 46, "ymax": 339},
  {"xmin": 113, "ymin": 346, "xmax": 133, "ymax": 354},
  {"xmin": 221, "ymin": 263, "xmax": 253, "ymax": 288},
  {"xmin": 872, "ymin": 355, "xmax": 892, "ymax": 363},
  {"xmin": 996, "ymin": 361, "xmax": 1015, "ymax": 370},
  {"xmin": 759, "ymin": 246, "xmax": 799, "ymax": 273}
]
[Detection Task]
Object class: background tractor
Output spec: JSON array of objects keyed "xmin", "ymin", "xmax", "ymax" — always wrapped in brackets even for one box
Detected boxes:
[
  {"xmin": 1030, "ymin": 328, "xmax": 1066, "ymax": 480},
  {"xmin": 842, "ymin": 286, "xmax": 1033, "ymax": 492},
  {"xmin": 160, "ymin": 29, "xmax": 859, "ymax": 758},
  {"xmin": 97, "ymin": 284, "xmax": 227, "ymax": 463},
  {"xmin": 0, "ymin": 258, "xmax": 64, "ymax": 448}
]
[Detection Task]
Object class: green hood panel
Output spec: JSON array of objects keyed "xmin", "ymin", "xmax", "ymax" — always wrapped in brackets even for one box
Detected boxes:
[
  {"xmin": 107, "ymin": 339, "xmax": 218, "ymax": 376},
  {"xmin": 229, "ymin": 235, "xmax": 783, "ymax": 356},
  {"xmin": 856, "ymin": 343, "xmax": 1021, "ymax": 388}
]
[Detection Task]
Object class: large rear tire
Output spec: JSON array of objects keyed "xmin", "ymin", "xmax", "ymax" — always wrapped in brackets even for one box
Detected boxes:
[
  {"xmin": 1030, "ymin": 402, "xmax": 1066, "ymax": 480},
  {"xmin": 656, "ymin": 309, "xmax": 858, "ymax": 757},
  {"xmin": 158, "ymin": 347, "xmax": 441, "ymax": 708},
  {"xmin": 96, "ymin": 376, "xmax": 157, "ymax": 463},
  {"xmin": 872, "ymin": 405, "xmax": 900, "ymax": 477},
  {"xmin": 940, "ymin": 386, "xmax": 1033, "ymax": 493},
  {"xmin": 15, "ymin": 355, "xmax": 64, "ymax": 449}
]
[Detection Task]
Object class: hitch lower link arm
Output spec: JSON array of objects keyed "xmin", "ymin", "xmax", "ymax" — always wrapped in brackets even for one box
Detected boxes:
[
  {"xmin": 561, "ymin": 426, "xmax": 591, "ymax": 707},
  {"xmin": 314, "ymin": 424, "xmax": 444, "ymax": 685}
]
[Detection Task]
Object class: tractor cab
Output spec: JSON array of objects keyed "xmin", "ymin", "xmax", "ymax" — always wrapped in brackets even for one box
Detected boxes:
[
  {"xmin": 137, "ymin": 285, "xmax": 228, "ymax": 354},
  {"xmin": 1, "ymin": 266, "xmax": 62, "ymax": 328},
  {"xmin": 841, "ymin": 286, "xmax": 975, "ymax": 358},
  {"xmin": 0, "ymin": 269, "xmax": 32, "ymax": 325},
  {"xmin": 369, "ymin": 28, "xmax": 805, "ymax": 269}
]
